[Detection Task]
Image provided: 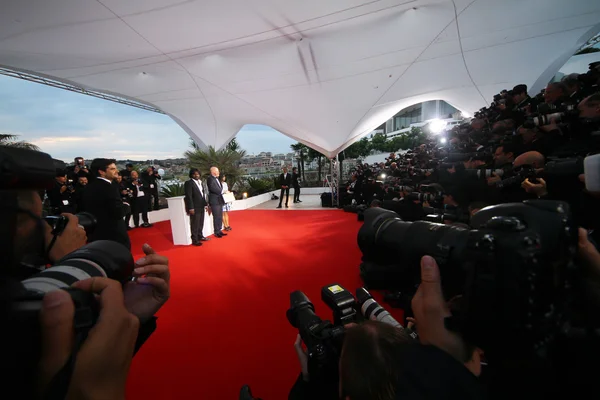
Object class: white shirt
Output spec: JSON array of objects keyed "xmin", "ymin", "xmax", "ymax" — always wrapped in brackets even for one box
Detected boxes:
[
  {"xmin": 221, "ymin": 182, "xmax": 228, "ymax": 194},
  {"xmin": 97, "ymin": 177, "xmax": 111, "ymax": 184},
  {"xmin": 193, "ymin": 179, "xmax": 203, "ymax": 196}
]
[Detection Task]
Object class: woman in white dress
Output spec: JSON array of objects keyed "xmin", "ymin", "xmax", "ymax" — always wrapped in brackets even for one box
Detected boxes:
[{"xmin": 221, "ymin": 174, "xmax": 232, "ymax": 231}]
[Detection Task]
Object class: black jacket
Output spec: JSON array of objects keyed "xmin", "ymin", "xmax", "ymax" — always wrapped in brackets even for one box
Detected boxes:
[
  {"xmin": 280, "ymin": 173, "xmax": 292, "ymax": 188},
  {"xmin": 46, "ymin": 180, "xmax": 75, "ymax": 214},
  {"xmin": 82, "ymin": 178, "xmax": 130, "ymax": 250},
  {"xmin": 206, "ymin": 175, "xmax": 225, "ymax": 206},
  {"xmin": 292, "ymin": 172, "xmax": 301, "ymax": 188},
  {"xmin": 184, "ymin": 179, "xmax": 208, "ymax": 211}
]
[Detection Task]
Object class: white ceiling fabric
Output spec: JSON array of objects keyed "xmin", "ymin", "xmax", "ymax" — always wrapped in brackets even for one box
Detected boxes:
[{"xmin": 1, "ymin": 0, "xmax": 599, "ymax": 157}]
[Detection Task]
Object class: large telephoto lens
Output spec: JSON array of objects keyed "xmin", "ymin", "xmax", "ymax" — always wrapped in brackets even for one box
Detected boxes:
[
  {"xmin": 21, "ymin": 240, "xmax": 134, "ymax": 294},
  {"xmin": 357, "ymin": 207, "xmax": 470, "ymax": 292},
  {"xmin": 356, "ymin": 288, "xmax": 402, "ymax": 329},
  {"xmin": 287, "ymin": 291, "xmax": 324, "ymax": 350}
]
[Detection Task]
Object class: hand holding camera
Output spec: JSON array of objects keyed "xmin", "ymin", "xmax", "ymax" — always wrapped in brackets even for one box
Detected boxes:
[
  {"xmin": 44, "ymin": 213, "xmax": 87, "ymax": 263},
  {"xmin": 124, "ymin": 243, "xmax": 170, "ymax": 322},
  {"xmin": 411, "ymin": 256, "xmax": 469, "ymax": 364},
  {"xmin": 37, "ymin": 278, "xmax": 139, "ymax": 400}
]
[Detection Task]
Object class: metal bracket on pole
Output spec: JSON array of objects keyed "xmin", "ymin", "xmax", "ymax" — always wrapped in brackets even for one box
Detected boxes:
[{"xmin": 329, "ymin": 155, "xmax": 339, "ymax": 207}]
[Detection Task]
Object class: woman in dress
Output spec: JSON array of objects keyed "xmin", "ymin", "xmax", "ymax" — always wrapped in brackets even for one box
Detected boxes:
[{"xmin": 221, "ymin": 174, "xmax": 232, "ymax": 231}]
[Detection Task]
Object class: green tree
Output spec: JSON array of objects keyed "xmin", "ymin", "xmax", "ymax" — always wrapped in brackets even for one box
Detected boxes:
[
  {"xmin": 0, "ymin": 133, "xmax": 39, "ymax": 150},
  {"xmin": 343, "ymin": 137, "xmax": 371, "ymax": 160},
  {"xmin": 185, "ymin": 144, "xmax": 247, "ymax": 189},
  {"xmin": 190, "ymin": 138, "xmax": 201, "ymax": 150},
  {"xmin": 307, "ymin": 147, "xmax": 325, "ymax": 183},
  {"xmin": 226, "ymin": 137, "xmax": 241, "ymax": 152},
  {"xmin": 370, "ymin": 132, "xmax": 388, "ymax": 152},
  {"xmin": 290, "ymin": 142, "xmax": 309, "ymax": 181}
]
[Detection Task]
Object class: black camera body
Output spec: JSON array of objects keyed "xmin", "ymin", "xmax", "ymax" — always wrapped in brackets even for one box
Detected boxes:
[
  {"xmin": 287, "ymin": 285, "xmax": 358, "ymax": 383},
  {"xmin": 44, "ymin": 211, "xmax": 97, "ymax": 234},
  {"xmin": 358, "ymin": 200, "xmax": 577, "ymax": 357},
  {"xmin": 495, "ymin": 164, "xmax": 538, "ymax": 189},
  {"xmin": 287, "ymin": 284, "xmax": 410, "ymax": 385}
]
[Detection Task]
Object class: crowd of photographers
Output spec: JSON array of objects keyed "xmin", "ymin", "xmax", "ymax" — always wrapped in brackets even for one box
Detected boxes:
[
  {"xmin": 309, "ymin": 61, "xmax": 600, "ymax": 400},
  {"xmin": 47, "ymin": 157, "xmax": 162, "ymax": 228},
  {"xmin": 344, "ymin": 62, "xmax": 600, "ymax": 239}
]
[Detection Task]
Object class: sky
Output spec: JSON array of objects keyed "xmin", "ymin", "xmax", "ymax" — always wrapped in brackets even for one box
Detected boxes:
[{"xmin": 0, "ymin": 75, "xmax": 296, "ymax": 162}]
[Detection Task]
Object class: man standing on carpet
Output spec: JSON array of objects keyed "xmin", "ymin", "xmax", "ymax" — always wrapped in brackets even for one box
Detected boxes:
[
  {"xmin": 207, "ymin": 166, "xmax": 227, "ymax": 238},
  {"xmin": 83, "ymin": 158, "xmax": 131, "ymax": 250},
  {"xmin": 292, "ymin": 167, "xmax": 302, "ymax": 204},
  {"xmin": 184, "ymin": 168, "xmax": 210, "ymax": 246},
  {"xmin": 277, "ymin": 166, "xmax": 292, "ymax": 208}
]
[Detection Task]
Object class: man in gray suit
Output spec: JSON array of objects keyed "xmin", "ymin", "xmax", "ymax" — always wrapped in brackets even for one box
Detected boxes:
[
  {"xmin": 184, "ymin": 168, "xmax": 210, "ymax": 246},
  {"xmin": 207, "ymin": 166, "xmax": 227, "ymax": 238}
]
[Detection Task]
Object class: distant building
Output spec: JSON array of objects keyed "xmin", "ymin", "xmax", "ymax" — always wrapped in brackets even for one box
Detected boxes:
[{"xmin": 240, "ymin": 152, "xmax": 296, "ymax": 178}]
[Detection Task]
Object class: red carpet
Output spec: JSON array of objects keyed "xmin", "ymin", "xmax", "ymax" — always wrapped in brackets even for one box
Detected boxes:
[{"xmin": 125, "ymin": 210, "xmax": 400, "ymax": 400}]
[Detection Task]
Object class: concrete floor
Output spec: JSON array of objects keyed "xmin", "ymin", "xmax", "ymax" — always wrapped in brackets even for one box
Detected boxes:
[{"xmin": 249, "ymin": 194, "xmax": 328, "ymax": 210}]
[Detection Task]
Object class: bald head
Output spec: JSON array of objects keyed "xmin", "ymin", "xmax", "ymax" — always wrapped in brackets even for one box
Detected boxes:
[
  {"xmin": 210, "ymin": 166, "xmax": 219, "ymax": 177},
  {"xmin": 514, "ymin": 151, "xmax": 545, "ymax": 169}
]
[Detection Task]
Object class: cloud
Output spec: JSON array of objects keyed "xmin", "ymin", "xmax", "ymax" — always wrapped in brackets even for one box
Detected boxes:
[{"xmin": 0, "ymin": 75, "xmax": 298, "ymax": 162}]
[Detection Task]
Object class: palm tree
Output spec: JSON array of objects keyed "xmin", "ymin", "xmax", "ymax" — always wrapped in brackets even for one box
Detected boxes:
[
  {"xmin": 0, "ymin": 134, "xmax": 39, "ymax": 150},
  {"xmin": 185, "ymin": 144, "xmax": 247, "ymax": 189},
  {"xmin": 290, "ymin": 142, "xmax": 309, "ymax": 181}
]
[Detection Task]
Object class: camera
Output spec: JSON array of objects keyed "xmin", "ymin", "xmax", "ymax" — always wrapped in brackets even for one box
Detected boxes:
[
  {"xmin": 494, "ymin": 165, "xmax": 538, "ymax": 189},
  {"xmin": 358, "ymin": 201, "xmax": 577, "ymax": 356},
  {"xmin": 1, "ymin": 147, "xmax": 138, "ymax": 395},
  {"xmin": 287, "ymin": 284, "xmax": 407, "ymax": 383},
  {"xmin": 44, "ymin": 211, "xmax": 97, "ymax": 234}
]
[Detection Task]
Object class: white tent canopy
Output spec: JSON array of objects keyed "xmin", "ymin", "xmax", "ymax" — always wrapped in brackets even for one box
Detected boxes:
[{"xmin": 1, "ymin": 0, "xmax": 599, "ymax": 158}]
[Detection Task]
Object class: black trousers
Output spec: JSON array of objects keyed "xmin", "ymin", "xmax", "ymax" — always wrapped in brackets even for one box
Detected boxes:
[
  {"xmin": 279, "ymin": 187, "xmax": 290, "ymax": 206},
  {"xmin": 123, "ymin": 202, "xmax": 132, "ymax": 226},
  {"xmin": 211, "ymin": 203, "xmax": 223, "ymax": 234},
  {"xmin": 293, "ymin": 186, "xmax": 300, "ymax": 202},
  {"xmin": 132, "ymin": 196, "xmax": 149, "ymax": 226},
  {"xmin": 190, "ymin": 208, "xmax": 205, "ymax": 243},
  {"xmin": 147, "ymin": 188, "xmax": 160, "ymax": 210}
]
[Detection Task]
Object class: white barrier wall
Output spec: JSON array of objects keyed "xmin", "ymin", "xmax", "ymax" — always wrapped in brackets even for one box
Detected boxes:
[
  {"xmin": 149, "ymin": 187, "xmax": 334, "ymax": 231},
  {"xmin": 165, "ymin": 196, "xmax": 216, "ymax": 245}
]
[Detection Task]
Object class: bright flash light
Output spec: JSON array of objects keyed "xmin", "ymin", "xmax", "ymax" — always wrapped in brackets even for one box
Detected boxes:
[
  {"xmin": 440, "ymin": 137, "xmax": 447, "ymax": 144},
  {"xmin": 429, "ymin": 119, "xmax": 447, "ymax": 134},
  {"xmin": 242, "ymin": 192, "xmax": 248, "ymax": 199},
  {"xmin": 461, "ymin": 111, "xmax": 472, "ymax": 119},
  {"xmin": 380, "ymin": 173, "xmax": 386, "ymax": 179}
]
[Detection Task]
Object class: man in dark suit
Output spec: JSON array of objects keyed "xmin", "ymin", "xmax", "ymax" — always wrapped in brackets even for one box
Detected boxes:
[
  {"xmin": 184, "ymin": 168, "xmax": 211, "ymax": 246},
  {"xmin": 292, "ymin": 167, "xmax": 302, "ymax": 203},
  {"xmin": 82, "ymin": 158, "xmax": 131, "ymax": 250},
  {"xmin": 130, "ymin": 170, "xmax": 153, "ymax": 228},
  {"xmin": 142, "ymin": 166, "xmax": 162, "ymax": 210},
  {"xmin": 277, "ymin": 167, "xmax": 292, "ymax": 208},
  {"xmin": 207, "ymin": 166, "xmax": 227, "ymax": 238}
]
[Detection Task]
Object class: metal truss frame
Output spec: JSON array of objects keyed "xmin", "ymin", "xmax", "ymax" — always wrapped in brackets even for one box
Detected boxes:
[
  {"xmin": 0, "ymin": 67, "xmax": 164, "ymax": 115},
  {"xmin": 328, "ymin": 154, "xmax": 339, "ymax": 207}
]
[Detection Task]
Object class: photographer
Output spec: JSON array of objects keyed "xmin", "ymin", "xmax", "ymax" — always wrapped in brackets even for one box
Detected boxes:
[
  {"xmin": 4, "ymin": 191, "xmax": 170, "ymax": 398},
  {"xmin": 142, "ymin": 166, "xmax": 161, "ymax": 211},
  {"xmin": 2, "ymin": 149, "xmax": 171, "ymax": 398},
  {"xmin": 66, "ymin": 156, "xmax": 89, "ymax": 181},
  {"xmin": 117, "ymin": 174, "xmax": 134, "ymax": 229},
  {"xmin": 288, "ymin": 257, "xmax": 486, "ymax": 400},
  {"xmin": 130, "ymin": 170, "xmax": 153, "ymax": 228},
  {"xmin": 46, "ymin": 168, "xmax": 76, "ymax": 215}
]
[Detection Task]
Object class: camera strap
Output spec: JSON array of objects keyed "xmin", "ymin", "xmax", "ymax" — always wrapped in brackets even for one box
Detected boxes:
[
  {"xmin": 45, "ymin": 233, "xmax": 59, "ymax": 260},
  {"xmin": 44, "ymin": 331, "xmax": 88, "ymax": 400}
]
